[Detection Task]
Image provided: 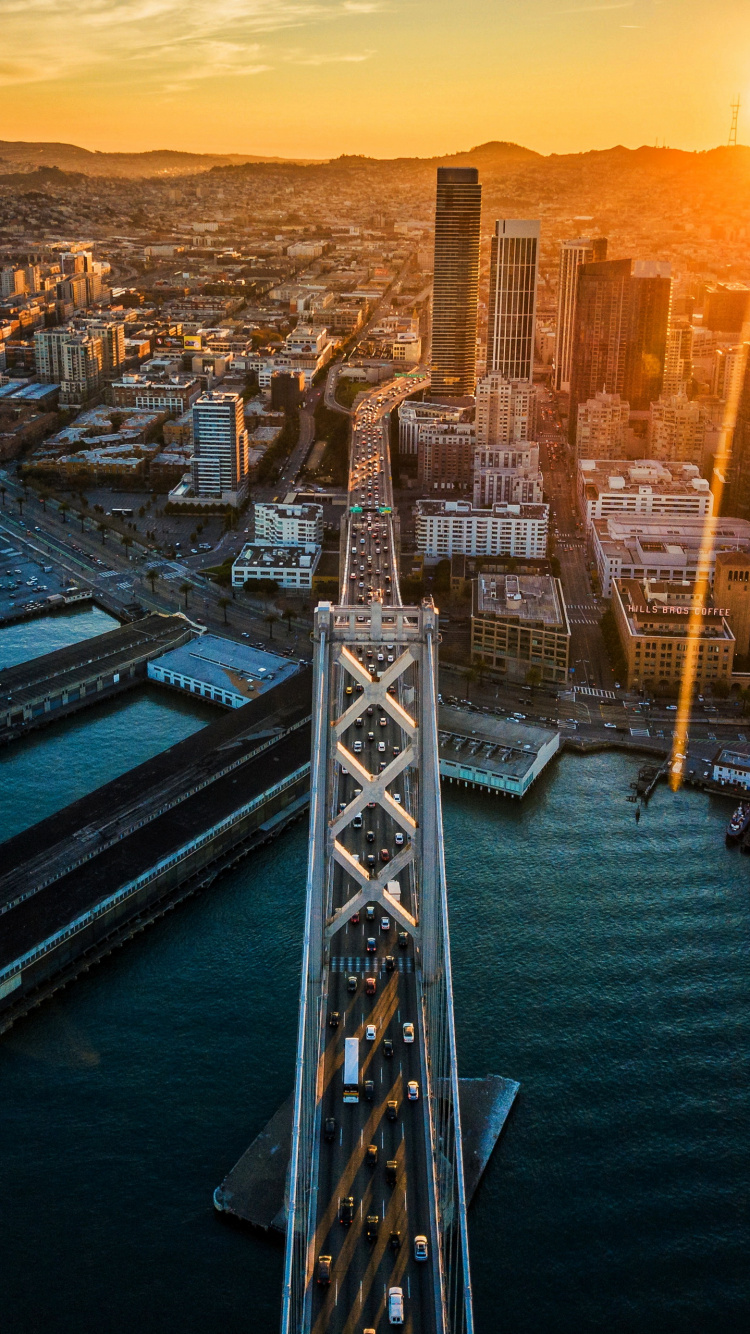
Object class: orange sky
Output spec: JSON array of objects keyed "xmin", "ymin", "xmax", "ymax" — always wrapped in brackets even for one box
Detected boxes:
[{"xmin": 1, "ymin": 1, "xmax": 749, "ymax": 158}]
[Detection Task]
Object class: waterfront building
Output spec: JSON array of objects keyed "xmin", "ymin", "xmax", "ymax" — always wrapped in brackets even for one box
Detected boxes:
[
  {"xmin": 486, "ymin": 220, "xmax": 539, "ymax": 381},
  {"xmin": 714, "ymin": 551, "xmax": 750, "ymax": 658},
  {"xmin": 398, "ymin": 399, "xmax": 465, "ymax": 455},
  {"xmin": 191, "ymin": 391, "xmax": 249, "ymax": 503},
  {"xmin": 415, "ymin": 498, "xmax": 548, "ymax": 559},
  {"xmin": 253, "ymin": 501, "xmax": 323, "ymax": 546},
  {"xmin": 475, "ymin": 373, "xmax": 535, "ymax": 445},
  {"xmin": 473, "ymin": 443, "xmax": 543, "ymax": 507},
  {"xmin": 471, "ymin": 572, "xmax": 570, "ymax": 684},
  {"xmin": 575, "ymin": 391, "xmax": 630, "ymax": 460},
  {"xmin": 431, "ymin": 167, "xmax": 482, "ymax": 397},
  {"xmin": 232, "ymin": 542, "xmax": 321, "ymax": 589},
  {"xmin": 647, "ymin": 392, "xmax": 708, "ymax": 464},
  {"xmin": 576, "ymin": 459, "xmax": 712, "ymax": 532},
  {"xmin": 611, "ymin": 577, "xmax": 735, "ymax": 690},
  {"xmin": 437, "ymin": 703, "xmax": 560, "ymax": 797},
  {"xmin": 417, "ymin": 423, "xmax": 476, "ymax": 492},
  {"xmin": 147, "ymin": 634, "xmax": 299, "ymax": 708},
  {"xmin": 712, "ymin": 744, "xmax": 750, "ymax": 790},
  {"xmin": 592, "ymin": 513, "xmax": 750, "ymax": 597},
  {"xmin": 554, "ymin": 237, "xmax": 607, "ymax": 392}
]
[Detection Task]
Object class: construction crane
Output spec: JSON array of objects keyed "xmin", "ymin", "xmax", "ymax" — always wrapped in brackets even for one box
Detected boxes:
[{"xmin": 729, "ymin": 96, "xmax": 741, "ymax": 147}]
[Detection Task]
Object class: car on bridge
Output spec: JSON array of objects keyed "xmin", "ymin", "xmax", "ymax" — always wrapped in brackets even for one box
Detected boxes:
[{"xmin": 317, "ymin": 1255, "xmax": 331, "ymax": 1285}]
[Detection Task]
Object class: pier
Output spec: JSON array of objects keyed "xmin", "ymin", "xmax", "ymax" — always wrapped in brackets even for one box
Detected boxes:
[
  {"xmin": 0, "ymin": 612, "xmax": 197, "ymax": 744},
  {"xmin": 0, "ymin": 669, "xmax": 314, "ymax": 1030}
]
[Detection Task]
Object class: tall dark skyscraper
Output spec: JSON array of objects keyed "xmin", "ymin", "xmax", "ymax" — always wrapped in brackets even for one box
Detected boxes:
[
  {"xmin": 431, "ymin": 167, "xmax": 482, "ymax": 397},
  {"xmin": 554, "ymin": 236, "xmax": 608, "ymax": 392},
  {"xmin": 487, "ymin": 219, "xmax": 540, "ymax": 381},
  {"xmin": 569, "ymin": 258, "xmax": 633, "ymax": 443},
  {"xmin": 569, "ymin": 257, "xmax": 671, "ymax": 443}
]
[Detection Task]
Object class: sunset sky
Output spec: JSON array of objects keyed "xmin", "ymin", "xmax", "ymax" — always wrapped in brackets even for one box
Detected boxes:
[{"xmin": 1, "ymin": 0, "xmax": 749, "ymax": 159}]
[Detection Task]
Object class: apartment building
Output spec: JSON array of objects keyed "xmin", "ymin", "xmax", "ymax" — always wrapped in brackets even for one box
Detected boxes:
[
  {"xmin": 471, "ymin": 573, "xmax": 570, "ymax": 684},
  {"xmin": 253, "ymin": 501, "xmax": 323, "ymax": 546},
  {"xmin": 576, "ymin": 459, "xmax": 712, "ymax": 532},
  {"xmin": 473, "ymin": 444, "xmax": 543, "ymax": 507},
  {"xmin": 592, "ymin": 513, "xmax": 750, "ymax": 596},
  {"xmin": 415, "ymin": 499, "xmax": 549, "ymax": 559}
]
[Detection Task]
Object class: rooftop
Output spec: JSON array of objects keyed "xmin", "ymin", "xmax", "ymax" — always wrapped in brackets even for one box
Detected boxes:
[
  {"xmin": 234, "ymin": 542, "xmax": 321, "ymax": 571},
  {"xmin": 437, "ymin": 705, "xmax": 558, "ymax": 786},
  {"xmin": 614, "ymin": 579, "xmax": 735, "ymax": 640},
  {"xmin": 579, "ymin": 458, "xmax": 711, "ymax": 496},
  {"xmin": 474, "ymin": 573, "xmax": 568, "ymax": 629},
  {"xmin": 417, "ymin": 500, "xmax": 548, "ymax": 520},
  {"xmin": 150, "ymin": 634, "xmax": 299, "ymax": 701}
]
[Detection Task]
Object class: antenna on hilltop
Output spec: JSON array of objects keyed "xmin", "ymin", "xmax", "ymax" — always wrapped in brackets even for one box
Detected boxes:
[{"xmin": 729, "ymin": 96, "xmax": 741, "ymax": 147}]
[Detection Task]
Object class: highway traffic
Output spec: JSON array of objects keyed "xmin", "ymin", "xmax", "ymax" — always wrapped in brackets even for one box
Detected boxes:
[{"xmin": 309, "ymin": 383, "xmax": 438, "ymax": 1333}]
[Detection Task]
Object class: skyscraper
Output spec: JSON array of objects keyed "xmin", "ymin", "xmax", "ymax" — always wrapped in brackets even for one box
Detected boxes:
[
  {"xmin": 475, "ymin": 372, "xmax": 536, "ymax": 445},
  {"xmin": 626, "ymin": 261, "xmax": 672, "ymax": 410},
  {"xmin": 487, "ymin": 220, "xmax": 540, "ymax": 381},
  {"xmin": 431, "ymin": 167, "xmax": 482, "ymax": 397},
  {"xmin": 554, "ymin": 237, "xmax": 608, "ymax": 392},
  {"xmin": 569, "ymin": 258, "xmax": 633, "ymax": 444},
  {"xmin": 191, "ymin": 391, "xmax": 249, "ymax": 502}
]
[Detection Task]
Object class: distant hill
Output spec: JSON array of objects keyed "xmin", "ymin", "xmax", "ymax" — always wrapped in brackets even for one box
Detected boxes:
[{"xmin": 0, "ymin": 140, "xmax": 322, "ymax": 178}]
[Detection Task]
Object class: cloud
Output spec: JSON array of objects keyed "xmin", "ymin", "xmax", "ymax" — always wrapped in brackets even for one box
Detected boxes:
[
  {"xmin": 0, "ymin": 0, "xmax": 382, "ymax": 89},
  {"xmin": 559, "ymin": 2, "xmax": 633, "ymax": 12},
  {"xmin": 286, "ymin": 48, "xmax": 375, "ymax": 65}
]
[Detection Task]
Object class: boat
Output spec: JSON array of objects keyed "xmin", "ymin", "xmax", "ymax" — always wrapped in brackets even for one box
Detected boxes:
[{"xmin": 725, "ymin": 801, "xmax": 750, "ymax": 845}]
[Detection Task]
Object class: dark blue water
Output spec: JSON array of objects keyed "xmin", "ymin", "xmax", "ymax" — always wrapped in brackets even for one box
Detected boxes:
[
  {"xmin": 0, "ymin": 605, "xmax": 118, "ymax": 669},
  {"xmin": 0, "ymin": 612, "xmax": 215, "ymax": 839},
  {"xmin": 1, "ymin": 750, "xmax": 748, "ymax": 1332}
]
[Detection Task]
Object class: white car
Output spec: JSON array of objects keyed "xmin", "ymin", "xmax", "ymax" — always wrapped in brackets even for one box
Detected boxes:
[
  {"xmin": 604, "ymin": 722, "xmax": 617, "ymax": 729},
  {"xmin": 353, "ymin": 740, "xmax": 362, "ymax": 754},
  {"xmin": 414, "ymin": 1235, "xmax": 428, "ymax": 1261},
  {"xmin": 407, "ymin": 1080, "xmax": 419, "ymax": 1101},
  {"xmin": 394, "ymin": 831, "xmax": 404, "ymax": 847},
  {"xmin": 378, "ymin": 741, "xmax": 386, "ymax": 753},
  {"xmin": 392, "ymin": 793, "xmax": 401, "ymax": 804},
  {"xmin": 403, "ymin": 1022, "xmax": 415, "ymax": 1044},
  {"xmin": 388, "ymin": 1287, "xmax": 404, "ymax": 1325},
  {"xmin": 365, "ymin": 1023, "xmax": 376, "ymax": 1041}
]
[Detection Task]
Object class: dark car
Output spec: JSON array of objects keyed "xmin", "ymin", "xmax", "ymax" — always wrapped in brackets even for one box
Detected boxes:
[
  {"xmin": 317, "ymin": 1255, "xmax": 332, "ymax": 1285},
  {"xmin": 366, "ymin": 853, "xmax": 376, "ymax": 868},
  {"xmin": 367, "ymin": 731, "xmax": 375, "ymax": 742},
  {"xmin": 386, "ymin": 1160, "xmax": 398, "ymax": 1186},
  {"xmin": 386, "ymin": 1099, "xmax": 398, "ymax": 1122},
  {"xmin": 383, "ymin": 1037, "xmax": 394, "ymax": 1058},
  {"xmin": 365, "ymin": 976, "xmax": 376, "ymax": 996},
  {"xmin": 398, "ymin": 930, "xmax": 408, "ymax": 949},
  {"xmin": 389, "ymin": 1230, "xmax": 401, "ymax": 1251},
  {"xmin": 366, "ymin": 829, "xmax": 375, "ymax": 843},
  {"xmin": 324, "ymin": 1116, "xmax": 336, "ymax": 1143},
  {"xmin": 364, "ymin": 1079, "xmax": 375, "ymax": 1101},
  {"xmin": 350, "ymin": 910, "xmax": 360, "ymax": 924},
  {"xmin": 366, "ymin": 937, "xmax": 377, "ymax": 953},
  {"xmin": 385, "ymin": 955, "xmax": 395, "ymax": 972},
  {"xmin": 347, "ymin": 975, "xmax": 357, "ymax": 994},
  {"xmin": 365, "ymin": 1214, "xmax": 379, "ymax": 1242},
  {"xmin": 366, "ymin": 1143, "xmax": 378, "ymax": 1167},
  {"xmin": 328, "ymin": 1010, "xmax": 340, "ymax": 1028},
  {"xmin": 339, "ymin": 1196, "xmax": 354, "ymax": 1226}
]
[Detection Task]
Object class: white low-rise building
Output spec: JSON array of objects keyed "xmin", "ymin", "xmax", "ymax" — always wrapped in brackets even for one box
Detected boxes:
[
  {"xmin": 712, "ymin": 744, "xmax": 750, "ymax": 790},
  {"xmin": 592, "ymin": 513, "xmax": 750, "ymax": 597},
  {"xmin": 577, "ymin": 459, "xmax": 713, "ymax": 532},
  {"xmin": 232, "ymin": 541, "xmax": 321, "ymax": 589},
  {"xmin": 254, "ymin": 501, "xmax": 323, "ymax": 546},
  {"xmin": 397, "ymin": 399, "xmax": 465, "ymax": 456},
  {"xmin": 415, "ymin": 499, "xmax": 548, "ymax": 559}
]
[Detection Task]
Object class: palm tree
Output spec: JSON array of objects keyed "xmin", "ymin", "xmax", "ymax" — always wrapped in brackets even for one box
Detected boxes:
[
  {"xmin": 218, "ymin": 596, "xmax": 230, "ymax": 624},
  {"xmin": 78, "ymin": 513, "xmax": 86, "ymax": 534},
  {"xmin": 121, "ymin": 535, "xmax": 133, "ymax": 559},
  {"xmin": 59, "ymin": 501, "xmax": 69, "ymax": 524},
  {"xmin": 179, "ymin": 582, "xmax": 192, "ymax": 610},
  {"xmin": 465, "ymin": 663, "xmax": 479, "ymax": 702},
  {"xmin": 97, "ymin": 522, "xmax": 108, "ymax": 544},
  {"xmin": 16, "ymin": 496, "xmax": 24, "ymax": 518},
  {"xmin": 0, "ymin": 485, "xmax": 6, "ymax": 508},
  {"xmin": 266, "ymin": 612, "xmax": 278, "ymax": 639},
  {"xmin": 146, "ymin": 567, "xmax": 159, "ymax": 594},
  {"xmin": 284, "ymin": 608, "xmax": 294, "ymax": 635},
  {"xmin": 38, "ymin": 489, "xmax": 48, "ymax": 512}
]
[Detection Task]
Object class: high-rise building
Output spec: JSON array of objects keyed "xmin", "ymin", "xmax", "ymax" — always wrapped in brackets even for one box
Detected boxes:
[
  {"xmin": 648, "ymin": 392, "xmax": 708, "ymax": 465},
  {"xmin": 431, "ymin": 167, "xmax": 482, "ymax": 397},
  {"xmin": 575, "ymin": 391, "xmax": 630, "ymax": 460},
  {"xmin": 417, "ymin": 423, "xmax": 476, "ymax": 493},
  {"xmin": 34, "ymin": 327, "xmax": 104, "ymax": 405},
  {"xmin": 626, "ymin": 261, "xmax": 672, "ymax": 410},
  {"xmin": 662, "ymin": 321, "xmax": 693, "ymax": 397},
  {"xmin": 475, "ymin": 373, "xmax": 535, "ymax": 445},
  {"xmin": 725, "ymin": 351, "xmax": 750, "ymax": 520},
  {"xmin": 0, "ymin": 267, "xmax": 25, "ymax": 298},
  {"xmin": 191, "ymin": 391, "xmax": 249, "ymax": 501},
  {"xmin": 569, "ymin": 258, "xmax": 633, "ymax": 444},
  {"xmin": 554, "ymin": 237, "xmax": 607, "ymax": 392},
  {"xmin": 487, "ymin": 220, "xmax": 540, "ymax": 381},
  {"xmin": 473, "ymin": 443, "xmax": 543, "ymax": 507},
  {"xmin": 704, "ymin": 283, "xmax": 750, "ymax": 334}
]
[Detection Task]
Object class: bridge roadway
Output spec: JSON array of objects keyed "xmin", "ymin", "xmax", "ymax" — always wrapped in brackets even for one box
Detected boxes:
[{"xmin": 307, "ymin": 374, "xmax": 443, "ymax": 1334}]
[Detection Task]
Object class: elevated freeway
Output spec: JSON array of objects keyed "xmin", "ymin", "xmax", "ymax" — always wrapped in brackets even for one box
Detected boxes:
[{"xmin": 283, "ymin": 373, "xmax": 473, "ymax": 1333}]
